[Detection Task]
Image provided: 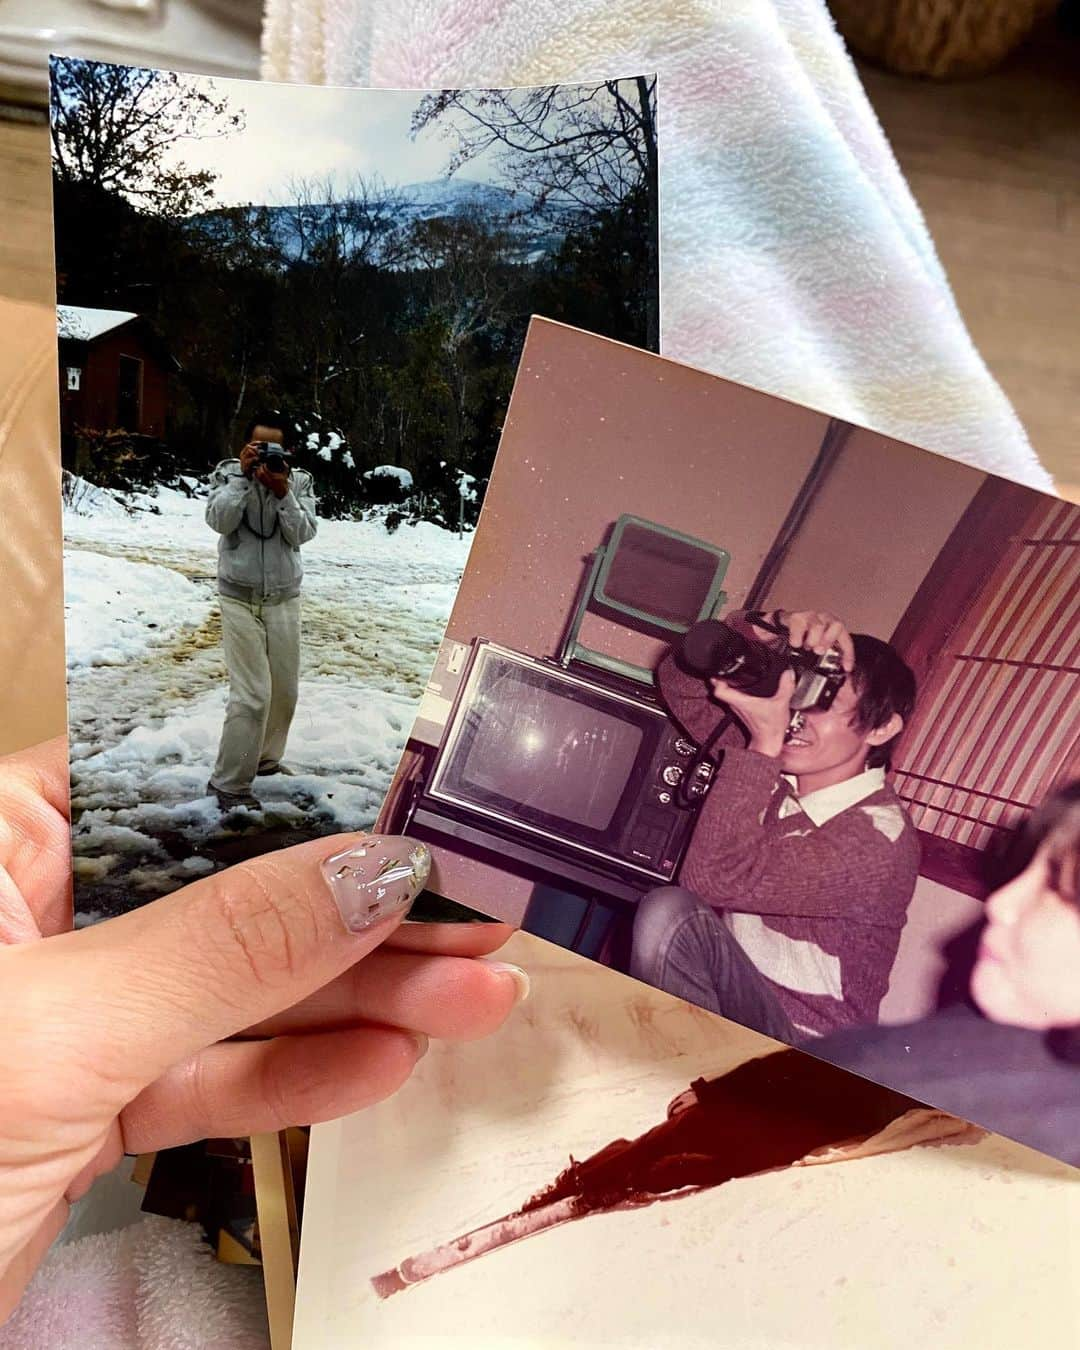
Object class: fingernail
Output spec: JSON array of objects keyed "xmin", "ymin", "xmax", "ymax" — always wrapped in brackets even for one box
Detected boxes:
[
  {"xmin": 411, "ymin": 1032, "xmax": 430, "ymax": 1060},
  {"xmin": 321, "ymin": 835, "xmax": 431, "ymax": 933},
  {"xmin": 483, "ymin": 960, "xmax": 531, "ymax": 1004}
]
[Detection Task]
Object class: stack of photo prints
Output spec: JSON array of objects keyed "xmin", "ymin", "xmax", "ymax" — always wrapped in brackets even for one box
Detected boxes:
[{"xmin": 52, "ymin": 55, "xmax": 1078, "ymax": 1349}]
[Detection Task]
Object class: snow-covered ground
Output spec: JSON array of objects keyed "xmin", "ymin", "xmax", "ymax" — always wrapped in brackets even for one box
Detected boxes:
[{"xmin": 65, "ymin": 481, "xmax": 471, "ymax": 916}]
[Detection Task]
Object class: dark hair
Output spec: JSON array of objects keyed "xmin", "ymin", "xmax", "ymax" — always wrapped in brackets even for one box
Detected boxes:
[
  {"xmin": 999, "ymin": 781, "xmax": 1080, "ymax": 907},
  {"xmin": 995, "ymin": 781, "xmax": 1080, "ymax": 1060},
  {"xmin": 847, "ymin": 634, "xmax": 917, "ymax": 770},
  {"xmin": 242, "ymin": 409, "xmax": 294, "ymax": 449}
]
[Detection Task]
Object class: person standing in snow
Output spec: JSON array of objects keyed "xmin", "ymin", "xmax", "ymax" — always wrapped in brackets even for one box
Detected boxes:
[{"xmin": 205, "ymin": 412, "xmax": 317, "ymax": 809}]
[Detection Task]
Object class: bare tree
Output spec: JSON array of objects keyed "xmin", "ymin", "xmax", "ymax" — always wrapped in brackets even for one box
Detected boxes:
[
  {"xmin": 50, "ymin": 58, "xmax": 242, "ymax": 215},
  {"xmin": 412, "ymin": 78, "xmax": 658, "ymax": 347},
  {"xmin": 406, "ymin": 208, "xmax": 514, "ymax": 475}
]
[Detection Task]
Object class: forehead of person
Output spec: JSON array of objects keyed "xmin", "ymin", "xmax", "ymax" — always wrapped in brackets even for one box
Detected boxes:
[{"xmin": 250, "ymin": 424, "xmax": 285, "ymax": 445}]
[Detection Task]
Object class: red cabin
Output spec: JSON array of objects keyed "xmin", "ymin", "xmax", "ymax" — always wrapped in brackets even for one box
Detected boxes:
[{"xmin": 57, "ymin": 306, "xmax": 175, "ymax": 456}]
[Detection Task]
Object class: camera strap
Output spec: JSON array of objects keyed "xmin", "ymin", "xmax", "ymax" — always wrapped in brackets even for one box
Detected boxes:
[
  {"xmin": 676, "ymin": 710, "xmax": 738, "ymax": 809},
  {"xmin": 241, "ymin": 484, "xmax": 282, "ymax": 541},
  {"xmin": 743, "ymin": 609, "xmax": 787, "ymax": 638}
]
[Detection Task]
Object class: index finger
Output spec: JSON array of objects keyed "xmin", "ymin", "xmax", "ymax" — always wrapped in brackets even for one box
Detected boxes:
[
  {"xmin": 827, "ymin": 623, "xmax": 856, "ymax": 673},
  {"xmin": 27, "ymin": 833, "xmax": 427, "ymax": 1093}
]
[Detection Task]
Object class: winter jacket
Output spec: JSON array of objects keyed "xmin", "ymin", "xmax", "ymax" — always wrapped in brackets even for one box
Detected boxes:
[{"xmin": 205, "ymin": 459, "xmax": 318, "ymax": 603}]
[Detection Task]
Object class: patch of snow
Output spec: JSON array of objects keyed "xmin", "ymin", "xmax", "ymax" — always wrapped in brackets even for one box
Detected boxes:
[
  {"xmin": 63, "ymin": 475, "xmax": 130, "ymax": 519},
  {"xmin": 364, "ymin": 465, "xmax": 414, "ymax": 490},
  {"xmin": 66, "ymin": 472, "xmax": 475, "ymax": 909},
  {"xmin": 73, "ymin": 905, "xmax": 109, "ymax": 927},
  {"xmin": 58, "ymin": 305, "xmax": 138, "ymax": 342},
  {"xmin": 71, "ymin": 681, "xmax": 424, "ymax": 856},
  {"xmin": 64, "ymin": 550, "xmax": 210, "ymax": 668}
]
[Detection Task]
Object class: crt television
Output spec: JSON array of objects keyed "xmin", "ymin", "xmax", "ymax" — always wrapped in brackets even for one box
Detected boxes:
[
  {"xmin": 411, "ymin": 641, "xmax": 710, "ymax": 897},
  {"xmin": 560, "ymin": 514, "xmax": 731, "ymax": 685}
]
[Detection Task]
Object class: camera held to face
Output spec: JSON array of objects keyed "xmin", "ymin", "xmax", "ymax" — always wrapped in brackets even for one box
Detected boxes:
[
  {"xmin": 675, "ymin": 612, "xmax": 846, "ymax": 713},
  {"xmin": 253, "ymin": 441, "xmax": 289, "ymax": 476}
]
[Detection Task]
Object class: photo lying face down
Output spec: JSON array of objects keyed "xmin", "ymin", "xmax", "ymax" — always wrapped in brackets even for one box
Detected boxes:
[{"xmin": 378, "ymin": 317, "xmax": 1080, "ymax": 1165}]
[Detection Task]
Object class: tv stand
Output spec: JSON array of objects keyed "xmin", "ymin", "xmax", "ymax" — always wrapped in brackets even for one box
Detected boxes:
[{"xmin": 406, "ymin": 803, "xmax": 648, "ymax": 907}]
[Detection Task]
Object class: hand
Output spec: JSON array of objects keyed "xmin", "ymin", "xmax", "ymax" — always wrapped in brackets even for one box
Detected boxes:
[
  {"xmin": 775, "ymin": 609, "xmax": 855, "ymax": 673},
  {"xmin": 239, "ymin": 442, "xmax": 260, "ymax": 477},
  {"xmin": 0, "ymin": 740, "xmax": 523, "ymax": 1323},
  {"xmin": 666, "ymin": 1086, "xmax": 699, "ymax": 1119},
  {"xmin": 255, "ymin": 463, "xmax": 290, "ymax": 499},
  {"xmin": 709, "ymin": 667, "xmax": 796, "ymax": 759}
]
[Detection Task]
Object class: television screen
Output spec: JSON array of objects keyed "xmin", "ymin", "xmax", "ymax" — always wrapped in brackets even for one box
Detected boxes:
[
  {"xmin": 455, "ymin": 669, "xmax": 644, "ymax": 831},
  {"xmin": 600, "ymin": 519, "xmax": 723, "ymax": 628}
]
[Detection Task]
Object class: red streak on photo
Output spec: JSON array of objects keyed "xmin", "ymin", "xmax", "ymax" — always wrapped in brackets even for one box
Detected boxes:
[{"xmin": 371, "ymin": 1050, "xmax": 980, "ymax": 1298}]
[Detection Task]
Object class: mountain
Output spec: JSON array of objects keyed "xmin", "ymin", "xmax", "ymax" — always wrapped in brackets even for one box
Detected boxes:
[{"xmin": 188, "ymin": 178, "xmax": 571, "ymax": 266}]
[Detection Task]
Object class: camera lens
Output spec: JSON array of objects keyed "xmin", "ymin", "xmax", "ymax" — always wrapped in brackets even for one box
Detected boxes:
[{"xmin": 676, "ymin": 620, "xmax": 785, "ymax": 697}]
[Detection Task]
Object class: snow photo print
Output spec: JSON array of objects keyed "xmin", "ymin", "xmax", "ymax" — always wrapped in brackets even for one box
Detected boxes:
[
  {"xmin": 376, "ymin": 318, "xmax": 1080, "ymax": 1165},
  {"xmin": 52, "ymin": 59, "xmax": 659, "ymax": 920}
]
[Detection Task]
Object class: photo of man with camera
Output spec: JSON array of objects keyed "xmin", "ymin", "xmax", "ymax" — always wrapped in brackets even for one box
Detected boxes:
[
  {"xmin": 205, "ymin": 411, "xmax": 318, "ymax": 810},
  {"xmin": 631, "ymin": 607, "xmax": 920, "ymax": 1044}
]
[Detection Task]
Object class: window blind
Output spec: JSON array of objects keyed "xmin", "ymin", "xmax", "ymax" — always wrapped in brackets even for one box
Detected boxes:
[{"xmin": 893, "ymin": 495, "xmax": 1080, "ymax": 851}]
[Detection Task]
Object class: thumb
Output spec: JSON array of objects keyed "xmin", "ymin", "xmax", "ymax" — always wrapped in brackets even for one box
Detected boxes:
[{"xmin": 27, "ymin": 832, "xmax": 429, "ymax": 1092}]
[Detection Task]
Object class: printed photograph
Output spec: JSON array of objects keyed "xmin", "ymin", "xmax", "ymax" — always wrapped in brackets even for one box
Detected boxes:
[
  {"xmin": 50, "ymin": 59, "xmax": 659, "ymax": 919},
  {"xmin": 377, "ymin": 317, "xmax": 1080, "ymax": 1160},
  {"xmin": 291, "ymin": 931, "xmax": 1076, "ymax": 1349}
]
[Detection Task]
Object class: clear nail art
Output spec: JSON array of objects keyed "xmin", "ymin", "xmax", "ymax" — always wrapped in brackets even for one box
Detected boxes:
[{"xmin": 321, "ymin": 835, "xmax": 431, "ymax": 932}]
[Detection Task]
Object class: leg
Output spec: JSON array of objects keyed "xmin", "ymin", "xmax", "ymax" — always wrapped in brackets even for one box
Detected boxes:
[
  {"xmin": 522, "ymin": 885, "xmax": 620, "ymax": 959},
  {"xmin": 631, "ymin": 887, "xmax": 796, "ymax": 1042},
  {"xmin": 259, "ymin": 596, "xmax": 301, "ymax": 772},
  {"xmin": 211, "ymin": 598, "xmax": 271, "ymax": 795}
]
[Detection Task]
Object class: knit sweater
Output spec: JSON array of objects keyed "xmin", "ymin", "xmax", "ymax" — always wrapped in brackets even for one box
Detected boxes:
[{"xmin": 657, "ymin": 653, "xmax": 920, "ymax": 1037}]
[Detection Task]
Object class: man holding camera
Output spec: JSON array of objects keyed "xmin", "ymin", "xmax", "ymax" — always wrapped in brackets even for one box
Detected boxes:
[
  {"xmin": 205, "ymin": 412, "xmax": 317, "ymax": 809},
  {"xmin": 631, "ymin": 608, "xmax": 919, "ymax": 1043}
]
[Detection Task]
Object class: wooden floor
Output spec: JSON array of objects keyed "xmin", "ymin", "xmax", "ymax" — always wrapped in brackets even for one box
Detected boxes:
[
  {"xmin": 2, "ymin": 23, "xmax": 1078, "ymax": 494},
  {"xmin": 856, "ymin": 18, "xmax": 1080, "ymax": 498}
]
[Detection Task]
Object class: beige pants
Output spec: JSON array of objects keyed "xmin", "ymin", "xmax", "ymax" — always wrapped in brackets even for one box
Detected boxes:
[{"xmin": 210, "ymin": 594, "xmax": 301, "ymax": 794}]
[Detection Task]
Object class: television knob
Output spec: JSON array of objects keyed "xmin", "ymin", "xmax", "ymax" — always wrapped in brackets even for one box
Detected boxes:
[
  {"xmin": 674, "ymin": 738, "xmax": 695, "ymax": 757},
  {"xmin": 657, "ymin": 791, "xmax": 672, "ymax": 805},
  {"xmin": 661, "ymin": 765, "xmax": 684, "ymax": 786}
]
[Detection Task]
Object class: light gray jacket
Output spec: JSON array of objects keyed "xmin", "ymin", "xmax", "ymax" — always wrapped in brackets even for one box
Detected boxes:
[{"xmin": 205, "ymin": 459, "xmax": 318, "ymax": 603}]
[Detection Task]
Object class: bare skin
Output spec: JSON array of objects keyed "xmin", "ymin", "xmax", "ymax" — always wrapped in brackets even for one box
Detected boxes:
[
  {"xmin": 0, "ymin": 738, "xmax": 523, "ymax": 1323},
  {"xmin": 709, "ymin": 608, "xmax": 902, "ymax": 795},
  {"xmin": 240, "ymin": 424, "xmax": 291, "ymax": 499}
]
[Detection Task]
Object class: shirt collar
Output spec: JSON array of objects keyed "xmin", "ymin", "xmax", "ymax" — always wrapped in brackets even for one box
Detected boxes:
[{"xmin": 780, "ymin": 765, "xmax": 886, "ymax": 827}]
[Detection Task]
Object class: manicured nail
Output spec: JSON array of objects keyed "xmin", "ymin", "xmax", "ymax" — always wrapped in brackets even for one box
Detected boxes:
[
  {"xmin": 321, "ymin": 835, "xmax": 431, "ymax": 932},
  {"xmin": 483, "ymin": 960, "xmax": 531, "ymax": 1004}
]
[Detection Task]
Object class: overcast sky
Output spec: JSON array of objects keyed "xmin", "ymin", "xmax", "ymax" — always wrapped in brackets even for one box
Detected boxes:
[{"xmin": 160, "ymin": 73, "xmax": 505, "ymax": 207}]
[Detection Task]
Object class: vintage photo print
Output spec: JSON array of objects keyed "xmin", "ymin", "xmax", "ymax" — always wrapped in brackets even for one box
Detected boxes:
[
  {"xmin": 378, "ymin": 317, "xmax": 1080, "ymax": 1163},
  {"xmin": 51, "ymin": 59, "xmax": 659, "ymax": 919},
  {"xmin": 291, "ymin": 933, "xmax": 1077, "ymax": 1349}
]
